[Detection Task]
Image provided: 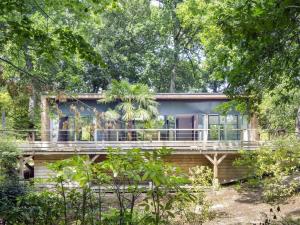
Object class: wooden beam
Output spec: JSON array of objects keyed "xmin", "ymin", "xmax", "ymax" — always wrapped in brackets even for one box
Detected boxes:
[
  {"xmin": 41, "ymin": 96, "xmax": 50, "ymax": 141},
  {"xmin": 204, "ymin": 154, "xmax": 214, "ymax": 164},
  {"xmin": 25, "ymin": 163, "xmax": 34, "ymax": 171},
  {"xmin": 23, "ymin": 156, "xmax": 32, "ymax": 164},
  {"xmin": 213, "ymin": 154, "xmax": 218, "ymax": 180},
  {"xmin": 204, "ymin": 153, "xmax": 227, "ymax": 181},
  {"xmin": 217, "ymin": 154, "xmax": 227, "ymax": 165},
  {"xmin": 204, "ymin": 154, "xmax": 218, "ymax": 179},
  {"xmin": 91, "ymin": 155, "xmax": 100, "ymax": 162},
  {"xmin": 19, "ymin": 156, "xmax": 33, "ymax": 179},
  {"xmin": 19, "ymin": 157, "xmax": 24, "ymax": 179}
]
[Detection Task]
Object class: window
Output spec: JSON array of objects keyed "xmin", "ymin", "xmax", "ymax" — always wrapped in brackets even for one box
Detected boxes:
[
  {"xmin": 159, "ymin": 115, "xmax": 175, "ymax": 140},
  {"xmin": 208, "ymin": 115, "xmax": 240, "ymax": 140},
  {"xmin": 225, "ymin": 115, "xmax": 239, "ymax": 140},
  {"xmin": 208, "ymin": 115, "xmax": 220, "ymax": 140},
  {"xmin": 58, "ymin": 116, "xmax": 94, "ymax": 141}
]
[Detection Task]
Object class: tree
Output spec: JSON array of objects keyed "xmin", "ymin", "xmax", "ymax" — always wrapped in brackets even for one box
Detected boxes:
[
  {"xmin": 92, "ymin": 0, "xmax": 207, "ymax": 92},
  {"xmin": 259, "ymin": 87, "xmax": 300, "ymax": 133},
  {"xmin": 0, "ymin": 0, "xmax": 114, "ymax": 129},
  {"xmin": 178, "ymin": 0, "xmax": 300, "ymax": 129},
  {"xmin": 100, "ymin": 80, "xmax": 158, "ymax": 140},
  {"xmin": 102, "ymin": 148, "xmax": 146, "ymax": 224}
]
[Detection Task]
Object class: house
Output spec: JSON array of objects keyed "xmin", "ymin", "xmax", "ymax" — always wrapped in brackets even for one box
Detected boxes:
[{"xmin": 19, "ymin": 93, "xmax": 260, "ymax": 183}]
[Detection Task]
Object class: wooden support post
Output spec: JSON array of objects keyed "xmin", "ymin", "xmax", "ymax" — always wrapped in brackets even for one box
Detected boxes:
[
  {"xmin": 91, "ymin": 155, "xmax": 100, "ymax": 162},
  {"xmin": 41, "ymin": 96, "xmax": 50, "ymax": 141},
  {"xmin": 19, "ymin": 156, "xmax": 33, "ymax": 179},
  {"xmin": 204, "ymin": 153, "xmax": 227, "ymax": 187},
  {"xmin": 250, "ymin": 114, "xmax": 259, "ymax": 141},
  {"xmin": 19, "ymin": 157, "xmax": 24, "ymax": 179}
]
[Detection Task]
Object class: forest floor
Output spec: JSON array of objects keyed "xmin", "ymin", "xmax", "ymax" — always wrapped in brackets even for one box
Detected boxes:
[{"xmin": 204, "ymin": 186, "xmax": 300, "ymax": 225}]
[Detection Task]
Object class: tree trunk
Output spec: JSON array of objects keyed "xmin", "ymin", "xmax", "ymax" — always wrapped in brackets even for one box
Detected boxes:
[
  {"xmin": 296, "ymin": 106, "xmax": 300, "ymax": 138},
  {"xmin": 169, "ymin": 2, "xmax": 180, "ymax": 93},
  {"xmin": 23, "ymin": 44, "xmax": 36, "ymax": 128},
  {"xmin": 169, "ymin": 51, "xmax": 178, "ymax": 93},
  {"xmin": 127, "ymin": 120, "xmax": 133, "ymax": 141}
]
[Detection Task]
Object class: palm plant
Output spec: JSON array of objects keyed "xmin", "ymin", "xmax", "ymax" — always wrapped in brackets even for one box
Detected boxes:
[{"xmin": 100, "ymin": 80, "xmax": 158, "ymax": 140}]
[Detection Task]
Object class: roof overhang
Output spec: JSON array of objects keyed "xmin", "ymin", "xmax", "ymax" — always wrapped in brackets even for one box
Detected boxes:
[{"xmin": 44, "ymin": 93, "xmax": 229, "ymax": 101}]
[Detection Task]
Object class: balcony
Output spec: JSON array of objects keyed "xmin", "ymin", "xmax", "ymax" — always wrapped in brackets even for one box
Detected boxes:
[{"xmin": 3, "ymin": 128, "xmax": 265, "ymax": 155}]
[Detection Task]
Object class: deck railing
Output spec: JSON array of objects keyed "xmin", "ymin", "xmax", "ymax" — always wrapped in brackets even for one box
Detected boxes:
[
  {"xmin": 0, "ymin": 128, "xmax": 261, "ymax": 142},
  {"xmin": 1, "ymin": 129, "xmax": 297, "ymax": 153}
]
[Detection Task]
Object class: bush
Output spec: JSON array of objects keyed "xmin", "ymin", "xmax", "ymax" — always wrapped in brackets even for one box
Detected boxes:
[
  {"xmin": 234, "ymin": 137, "xmax": 300, "ymax": 203},
  {"xmin": 0, "ymin": 138, "xmax": 29, "ymax": 224},
  {"xmin": 171, "ymin": 166, "xmax": 214, "ymax": 225},
  {"xmin": 10, "ymin": 191, "xmax": 64, "ymax": 225},
  {"xmin": 0, "ymin": 147, "xmax": 213, "ymax": 224}
]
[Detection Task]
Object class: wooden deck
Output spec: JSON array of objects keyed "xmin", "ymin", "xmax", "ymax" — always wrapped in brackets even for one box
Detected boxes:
[
  {"xmin": 15, "ymin": 128, "xmax": 266, "ymax": 182},
  {"xmin": 19, "ymin": 140, "xmax": 263, "ymax": 155},
  {"xmin": 3, "ymin": 128, "xmax": 263, "ymax": 155}
]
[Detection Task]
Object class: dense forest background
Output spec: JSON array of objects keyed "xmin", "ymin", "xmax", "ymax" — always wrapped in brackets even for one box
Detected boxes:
[{"xmin": 0, "ymin": 0, "xmax": 299, "ymax": 132}]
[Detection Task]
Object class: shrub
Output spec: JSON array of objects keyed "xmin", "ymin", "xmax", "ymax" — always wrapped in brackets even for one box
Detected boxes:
[
  {"xmin": 172, "ymin": 166, "xmax": 214, "ymax": 225},
  {"xmin": 234, "ymin": 137, "xmax": 300, "ymax": 203},
  {"xmin": 0, "ymin": 138, "xmax": 28, "ymax": 224}
]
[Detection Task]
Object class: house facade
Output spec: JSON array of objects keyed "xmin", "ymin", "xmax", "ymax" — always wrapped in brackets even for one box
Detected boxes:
[{"xmin": 20, "ymin": 93, "xmax": 260, "ymax": 183}]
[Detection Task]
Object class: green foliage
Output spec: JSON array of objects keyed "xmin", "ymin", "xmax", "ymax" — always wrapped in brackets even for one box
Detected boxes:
[
  {"xmin": 100, "ymin": 80, "xmax": 159, "ymax": 137},
  {"xmin": 140, "ymin": 148, "xmax": 195, "ymax": 224},
  {"xmin": 45, "ymin": 148, "xmax": 203, "ymax": 225},
  {"xmin": 0, "ymin": 138, "xmax": 28, "ymax": 224},
  {"xmin": 10, "ymin": 191, "xmax": 63, "ymax": 225},
  {"xmin": 0, "ymin": 138, "xmax": 20, "ymax": 181},
  {"xmin": 178, "ymin": 0, "xmax": 300, "ymax": 129},
  {"xmin": 48, "ymin": 155, "xmax": 111, "ymax": 225},
  {"xmin": 189, "ymin": 166, "xmax": 213, "ymax": 187},
  {"xmin": 0, "ymin": 0, "xmax": 118, "ymax": 130},
  {"xmin": 189, "ymin": 0, "xmax": 300, "ymax": 99},
  {"xmin": 0, "ymin": 180, "xmax": 28, "ymax": 224},
  {"xmin": 234, "ymin": 137, "xmax": 300, "ymax": 203},
  {"xmin": 101, "ymin": 148, "xmax": 146, "ymax": 224},
  {"xmin": 94, "ymin": 0, "xmax": 207, "ymax": 92},
  {"xmin": 0, "ymin": 145, "xmax": 215, "ymax": 224},
  {"xmin": 172, "ymin": 166, "xmax": 214, "ymax": 225},
  {"xmin": 259, "ymin": 88, "xmax": 300, "ymax": 132}
]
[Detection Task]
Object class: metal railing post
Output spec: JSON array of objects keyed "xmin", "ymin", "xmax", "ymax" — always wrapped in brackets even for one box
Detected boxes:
[
  {"xmin": 95, "ymin": 129, "xmax": 98, "ymax": 143},
  {"xmin": 174, "ymin": 129, "xmax": 176, "ymax": 141},
  {"xmin": 193, "ymin": 129, "xmax": 195, "ymax": 141}
]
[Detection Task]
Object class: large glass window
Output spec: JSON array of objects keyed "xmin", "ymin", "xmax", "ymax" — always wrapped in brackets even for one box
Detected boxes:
[
  {"xmin": 208, "ymin": 115, "xmax": 240, "ymax": 140},
  {"xmin": 79, "ymin": 116, "xmax": 94, "ymax": 141},
  {"xmin": 159, "ymin": 115, "xmax": 176, "ymax": 140},
  {"xmin": 58, "ymin": 116, "xmax": 94, "ymax": 141},
  {"xmin": 197, "ymin": 114, "xmax": 205, "ymax": 140},
  {"xmin": 225, "ymin": 115, "xmax": 239, "ymax": 140},
  {"xmin": 208, "ymin": 115, "xmax": 220, "ymax": 140}
]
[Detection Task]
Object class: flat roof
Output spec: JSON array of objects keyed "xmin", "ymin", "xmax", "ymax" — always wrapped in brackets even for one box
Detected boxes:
[{"xmin": 45, "ymin": 93, "xmax": 229, "ymax": 101}]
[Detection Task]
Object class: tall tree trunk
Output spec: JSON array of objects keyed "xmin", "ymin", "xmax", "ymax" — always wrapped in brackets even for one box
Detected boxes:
[
  {"xmin": 296, "ymin": 106, "xmax": 300, "ymax": 138},
  {"xmin": 169, "ymin": 2, "xmax": 180, "ymax": 93},
  {"xmin": 170, "ymin": 48, "xmax": 178, "ymax": 93},
  {"xmin": 23, "ymin": 44, "xmax": 36, "ymax": 128}
]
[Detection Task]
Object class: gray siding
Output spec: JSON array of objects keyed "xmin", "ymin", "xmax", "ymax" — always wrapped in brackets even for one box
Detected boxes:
[{"xmin": 57, "ymin": 99, "xmax": 237, "ymax": 117}]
